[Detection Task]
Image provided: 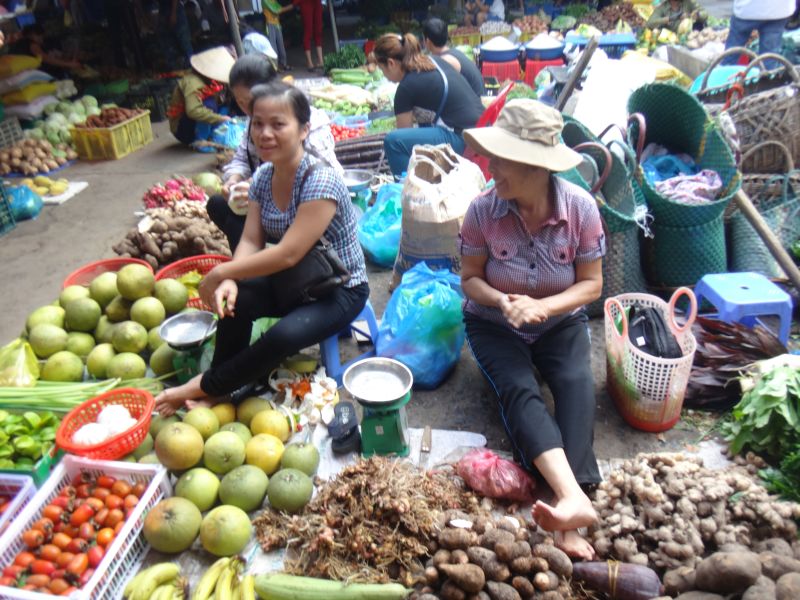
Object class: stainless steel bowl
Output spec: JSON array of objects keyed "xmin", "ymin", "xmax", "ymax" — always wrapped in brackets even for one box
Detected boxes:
[
  {"xmin": 342, "ymin": 169, "xmax": 373, "ymax": 193},
  {"xmin": 343, "ymin": 357, "xmax": 413, "ymax": 406},
  {"xmin": 159, "ymin": 311, "xmax": 217, "ymax": 350}
]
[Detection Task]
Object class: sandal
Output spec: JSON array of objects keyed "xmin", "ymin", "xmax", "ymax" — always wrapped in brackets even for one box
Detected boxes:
[{"xmin": 281, "ymin": 64, "xmax": 293, "ymax": 71}]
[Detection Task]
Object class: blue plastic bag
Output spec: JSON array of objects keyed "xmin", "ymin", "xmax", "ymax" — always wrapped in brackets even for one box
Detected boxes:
[
  {"xmin": 357, "ymin": 183, "xmax": 402, "ymax": 268},
  {"xmin": 376, "ymin": 262, "xmax": 465, "ymax": 389},
  {"xmin": 8, "ymin": 185, "xmax": 43, "ymax": 221},
  {"xmin": 642, "ymin": 154, "xmax": 696, "ymax": 184},
  {"xmin": 210, "ymin": 117, "xmax": 247, "ymax": 150}
]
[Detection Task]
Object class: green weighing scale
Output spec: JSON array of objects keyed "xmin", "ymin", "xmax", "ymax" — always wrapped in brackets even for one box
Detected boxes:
[
  {"xmin": 159, "ymin": 311, "xmax": 217, "ymax": 383},
  {"xmin": 343, "ymin": 169, "xmax": 373, "ymax": 214},
  {"xmin": 342, "ymin": 357, "xmax": 414, "ymax": 457}
]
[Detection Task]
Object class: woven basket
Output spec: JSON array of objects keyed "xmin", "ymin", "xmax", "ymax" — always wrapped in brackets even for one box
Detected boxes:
[
  {"xmin": 703, "ymin": 51, "xmax": 800, "ymax": 174},
  {"xmin": 644, "ymin": 214, "xmax": 728, "ymax": 288},
  {"xmin": 561, "ymin": 117, "xmax": 650, "ymax": 316},
  {"xmin": 728, "ymin": 141, "xmax": 800, "ymax": 278},
  {"xmin": 628, "ymin": 83, "xmax": 740, "ymax": 228}
]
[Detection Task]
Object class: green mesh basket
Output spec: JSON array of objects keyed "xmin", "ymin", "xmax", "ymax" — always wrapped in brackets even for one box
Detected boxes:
[
  {"xmin": 558, "ymin": 118, "xmax": 649, "ymax": 315},
  {"xmin": 0, "ymin": 182, "xmax": 15, "ymax": 238},
  {"xmin": 644, "ymin": 215, "xmax": 728, "ymax": 288},
  {"xmin": 628, "ymin": 83, "xmax": 741, "ymax": 227}
]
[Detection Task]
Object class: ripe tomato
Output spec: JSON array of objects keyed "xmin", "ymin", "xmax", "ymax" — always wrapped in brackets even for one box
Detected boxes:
[
  {"xmin": 49, "ymin": 578, "xmax": 71, "ymax": 595},
  {"xmin": 114, "ymin": 520, "xmax": 125, "ymax": 535},
  {"xmin": 94, "ymin": 508, "xmax": 109, "ymax": 527},
  {"xmin": 105, "ymin": 509, "xmax": 124, "ymax": 528},
  {"xmin": 59, "ymin": 486, "xmax": 76, "ymax": 499},
  {"xmin": 51, "ymin": 568, "xmax": 66, "ymax": 580},
  {"xmin": 66, "ymin": 538, "xmax": 88, "ymax": 554},
  {"xmin": 22, "ymin": 528, "xmax": 45, "ymax": 549},
  {"xmin": 131, "ymin": 482, "xmax": 146, "ymax": 498},
  {"xmin": 52, "ymin": 533, "xmax": 72, "ymax": 551},
  {"xmin": 104, "ymin": 494, "xmax": 123, "ymax": 510},
  {"xmin": 61, "ymin": 586, "xmax": 78, "ymax": 596},
  {"xmin": 66, "ymin": 553, "xmax": 88, "ymax": 581},
  {"xmin": 123, "ymin": 495, "xmax": 138, "ymax": 510},
  {"xmin": 40, "ymin": 544, "xmax": 61, "ymax": 562},
  {"xmin": 75, "ymin": 484, "xmax": 92, "ymax": 499},
  {"xmin": 14, "ymin": 551, "xmax": 36, "ymax": 567},
  {"xmin": 87, "ymin": 545, "xmax": 104, "ymax": 568},
  {"xmin": 96, "ymin": 476, "xmax": 115, "ymax": 489},
  {"xmin": 78, "ymin": 523, "xmax": 95, "ymax": 541},
  {"xmin": 84, "ymin": 497, "xmax": 104, "ymax": 513},
  {"xmin": 78, "ymin": 567, "xmax": 94, "ymax": 587},
  {"xmin": 2, "ymin": 565, "xmax": 23, "ymax": 578},
  {"xmin": 70, "ymin": 473, "xmax": 90, "ymax": 487},
  {"xmin": 70, "ymin": 505, "xmax": 94, "ymax": 527},
  {"xmin": 51, "ymin": 496, "xmax": 71, "ymax": 509},
  {"xmin": 0, "ymin": 576, "xmax": 15, "ymax": 586},
  {"xmin": 43, "ymin": 505, "xmax": 64, "ymax": 522},
  {"xmin": 26, "ymin": 574, "xmax": 52, "ymax": 588},
  {"xmin": 56, "ymin": 552, "xmax": 75, "ymax": 569},
  {"xmin": 96, "ymin": 527, "xmax": 115, "ymax": 548},
  {"xmin": 30, "ymin": 559, "xmax": 56, "ymax": 576},
  {"xmin": 110, "ymin": 480, "xmax": 131, "ymax": 497},
  {"xmin": 91, "ymin": 488, "xmax": 110, "ymax": 502}
]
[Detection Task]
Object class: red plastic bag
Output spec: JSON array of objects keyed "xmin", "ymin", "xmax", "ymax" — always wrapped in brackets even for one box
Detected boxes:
[
  {"xmin": 463, "ymin": 82, "xmax": 516, "ymax": 181},
  {"xmin": 456, "ymin": 449, "xmax": 536, "ymax": 503}
]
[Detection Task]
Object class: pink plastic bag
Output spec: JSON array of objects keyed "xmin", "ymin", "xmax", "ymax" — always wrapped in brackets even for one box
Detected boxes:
[{"xmin": 456, "ymin": 449, "xmax": 536, "ymax": 503}]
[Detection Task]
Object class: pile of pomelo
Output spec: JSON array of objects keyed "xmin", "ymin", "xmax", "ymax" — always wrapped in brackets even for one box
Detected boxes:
[
  {"xmin": 140, "ymin": 399, "xmax": 320, "ymax": 557},
  {"xmin": 24, "ymin": 264, "xmax": 189, "ymax": 382}
]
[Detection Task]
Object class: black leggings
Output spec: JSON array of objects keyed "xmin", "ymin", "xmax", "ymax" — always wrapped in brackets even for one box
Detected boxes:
[
  {"xmin": 200, "ymin": 279, "xmax": 370, "ymax": 397},
  {"xmin": 207, "ymin": 194, "xmax": 246, "ymax": 253},
  {"xmin": 465, "ymin": 312, "xmax": 601, "ymax": 486}
]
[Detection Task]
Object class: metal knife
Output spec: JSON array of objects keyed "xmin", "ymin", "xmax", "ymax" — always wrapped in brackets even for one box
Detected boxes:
[{"xmin": 419, "ymin": 426, "xmax": 432, "ymax": 469}]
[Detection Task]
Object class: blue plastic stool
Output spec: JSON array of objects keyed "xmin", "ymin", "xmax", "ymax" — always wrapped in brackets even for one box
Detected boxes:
[
  {"xmin": 320, "ymin": 300, "xmax": 380, "ymax": 386},
  {"xmin": 694, "ymin": 272, "xmax": 793, "ymax": 345}
]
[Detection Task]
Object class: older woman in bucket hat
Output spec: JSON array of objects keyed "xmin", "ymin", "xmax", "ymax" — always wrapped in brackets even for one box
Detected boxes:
[
  {"xmin": 459, "ymin": 99, "xmax": 606, "ymax": 559},
  {"xmin": 168, "ymin": 46, "xmax": 236, "ymax": 145}
]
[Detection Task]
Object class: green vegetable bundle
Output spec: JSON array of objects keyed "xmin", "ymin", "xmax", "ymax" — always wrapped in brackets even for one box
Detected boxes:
[
  {"xmin": 721, "ymin": 355, "xmax": 800, "ymax": 458},
  {"xmin": 324, "ymin": 45, "xmax": 366, "ymax": 73},
  {"xmin": 0, "ymin": 410, "xmax": 59, "ymax": 469},
  {"xmin": 760, "ymin": 444, "xmax": 800, "ymax": 502},
  {"xmin": 506, "ymin": 83, "xmax": 538, "ymax": 101}
]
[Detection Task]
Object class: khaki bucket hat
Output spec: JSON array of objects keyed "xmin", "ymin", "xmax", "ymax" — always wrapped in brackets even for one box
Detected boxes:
[
  {"xmin": 464, "ymin": 99, "xmax": 582, "ymax": 172},
  {"xmin": 190, "ymin": 46, "xmax": 236, "ymax": 84}
]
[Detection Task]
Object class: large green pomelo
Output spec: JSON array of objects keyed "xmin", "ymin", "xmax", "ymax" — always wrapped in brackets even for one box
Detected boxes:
[
  {"xmin": 130, "ymin": 297, "xmax": 166, "ymax": 330},
  {"xmin": 148, "ymin": 327, "xmax": 165, "ymax": 352},
  {"xmin": 89, "ymin": 272, "xmax": 118, "ymax": 309},
  {"xmin": 64, "ymin": 297, "xmax": 102, "ymax": 332},
  {"xmin": 150, "ymin": 343, "xmax": 178, "ymax": 377},
  {"xmin": 86, "ymin": 343, "xmax": 115, "ymax": 379},
  {"xmin": 26, "ymin": 305, "xmax": 65, "ymax": 332},
  {"xmin": 154, "ymin": 279, "xmax": 189, "ymax": 314},
  {"xmin": 200, "ymin": 506, "xmax": 252, "ymax": 557},
  {"xmin": 143, "ymin": 497, "xmax": 201, "ymax": 554},
  {"xmin": 59, "ymin": 285, "xmax": 90, "ymax": 308},
  {"xmin": 117, "ymin": 264, "xmax": 155, "ymax": 301},
  {"xmin": 105, "ymin": 295, "xmax": 132, "ymax": 322},
  {"xmin": 175, "ymin": 468, "xmax": 220, "ymax": 512},
  {"xmin": 203, "ymin": 431, "xmax": 245, "ymax": 475},
  {"xmin": 106, "ymin": 352, "xmax": 147, "ymax": 380},
  {"xmin": 219, "ymin": 465, "xmax": 269, "ymax": 512},
  {"xmin": 28, "ymin": 324, "xmax": 68, "ymax": 359},
  {"xmin": 93, "ymin": 316, "xmax": 115, "ymax": 344},
  {"xmin": 66, "ymin": 332, "xmax": 96, "ymax": 358},
  {"xmin": 111, "ymin": 321, "xmax": 148, "ymax": 354},
  {"xmin": 41, "ymin": 351, "xmax": 84, "ymax": 382}
]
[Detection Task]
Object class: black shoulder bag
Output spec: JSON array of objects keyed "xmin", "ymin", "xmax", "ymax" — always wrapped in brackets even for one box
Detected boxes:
[
  {"xmin": 627, "ymin": 304, "xmax": 683, "ymax": 359},
  {"xmin": 269, "ymin": 162, "xmax": 351, "ymax": 314}
]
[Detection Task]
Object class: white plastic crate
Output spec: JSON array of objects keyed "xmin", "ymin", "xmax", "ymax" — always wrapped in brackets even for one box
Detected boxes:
[
  {"xmin": 0, "ymin": 456, "xmax": 171, "ymax": 600},
  {"xmin": 0, "ymin": 475, "xmax": 35, "ymax": 537}
]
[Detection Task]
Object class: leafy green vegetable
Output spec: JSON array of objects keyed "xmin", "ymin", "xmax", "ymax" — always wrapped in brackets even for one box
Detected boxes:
[
  {"xmin": 760, "ymin": 445, "xmax": 800, "ymax": 502},
  {"xmin": 792, "ymin": 239, "xmax": 800, "ymax": 260},
  {"xmin": 506, "ymin": 83, "xmax": 538, "ymax": 101},
  {"xmin": 324, "ymin": 45, "xmax": 367, "ymax": 73},
  {"xmin": 721, "ymin": 359, "xmax": 800, "ymax": 458},
  {"xmin": 0, "ymin": 409, "xmax": 60, "ymax": 468}
]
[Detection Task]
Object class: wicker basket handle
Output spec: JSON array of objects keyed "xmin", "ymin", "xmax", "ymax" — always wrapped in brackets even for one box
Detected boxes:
[
  {"xmin": 741, "ymin": 140, "xmax": 795, "ymax": 174},
  {"xmin": 626, "ymin": 113, "xmax": 646, "ymax": 163},
  {"xmin": 604, "ymin": 297, "xmax": 627, "ymax": 341},
  {"xmin": 667, "ymin": 286, "xmax": 697, "ymax": 334},
  {"xmin": 597, "ymin": 123, "xmax": 628, "ymax": 144},
  {"xmin": 606, "ymin": 138, "xmax": 639, "ymax": 173},
  {"xmin": 573, "ymin": 142, "xmax": 613, "ymax": 195},
  {"xmin": 697, "ymin": 46, "xmax": 759, "ymax": 94},
  {"xmin": 738, "ymin": 52, "xmax": 800, "ymax": 87}
]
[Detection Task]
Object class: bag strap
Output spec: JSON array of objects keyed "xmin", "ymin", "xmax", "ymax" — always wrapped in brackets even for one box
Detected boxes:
[
  {"xmin": 432, "ymin": 59, "xmax": 450, "ymax": 128},
  {"xmin": 298, "ymin": 160, "xmax": 333, "ymax": 249}
]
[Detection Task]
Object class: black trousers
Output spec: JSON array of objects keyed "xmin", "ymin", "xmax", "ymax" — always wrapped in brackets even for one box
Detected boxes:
[
  {"xmin": 465, "ymin": 312, "xmax": 601, "ymax": 486},
  {"xmin": 200, "ymin": 279, "xmax": 369, "ymax": 397},
  {"xmin": 207, "ymin": 194, "xmax": 246, "ymax": 253}
]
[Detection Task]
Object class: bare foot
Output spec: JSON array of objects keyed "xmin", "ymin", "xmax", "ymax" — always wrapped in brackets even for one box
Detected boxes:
[
  {"xmin": 185, "ymin": 397, "xmax": 226, "ymax": 410},
  {"xmin": 153, "ymin": 375, "xmax": 207, "ymax": 416},
  {"xmin": 531, "ymin": 493, "xmax": 597, "ymax": 532},
  {"xmin": 554, "ymin": 530, "xmax": 596, "ymax": 560}
]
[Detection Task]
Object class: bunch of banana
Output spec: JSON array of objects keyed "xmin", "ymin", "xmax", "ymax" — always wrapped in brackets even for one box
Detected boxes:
[
  {"xmin": 124, "ymin": 562, "xmax": 188, "ymax": 600},
  {"xmin": 192, "ymin": 557, "xmax": 255, "ymax": 600},
  {"xmin": 19, "ymin": 175, "xmax": 69, "ymax": 197}
]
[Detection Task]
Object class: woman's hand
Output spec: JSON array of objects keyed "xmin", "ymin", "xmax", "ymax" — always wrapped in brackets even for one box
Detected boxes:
[
  {"xmin": 500, "ymin": 294, "xmax": 550, "ymax": 328},
  {"xmin": 199, "ymin": 268, "xmax": 238, "ymax": 318}
]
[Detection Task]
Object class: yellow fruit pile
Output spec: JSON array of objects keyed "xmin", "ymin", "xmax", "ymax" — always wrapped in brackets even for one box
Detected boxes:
[{"xmin": 20, "ymin": 175, "xmax": 69, "ymax": 197}]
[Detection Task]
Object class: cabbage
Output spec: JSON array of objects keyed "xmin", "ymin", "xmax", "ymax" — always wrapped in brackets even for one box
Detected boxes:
[
  {"xmin": 59, "ymin": 129, "xmax": 72, "ymax": 144},
  {"xmin": 72, "ymin": 101, "xmax": 86, "ymax": 116},
  {"xmin": 28, "ymin": 128, "xmax": 45, "ymax": 140},
  {"xmin": 67, "ymin": 113, "xmax": 84, "ymax": 125},
  {"xmin": 47, "ymin": 112, "xmax": 68, "ymax": 126},
  {"xmin": 46, "ymin": 130, "xmax": 61, "ymax": 146},
  {"xmin": 86, "ymin": 106, "xmax": 101, "ymax": 117},
  {"xmin": 56, "ymin": 101, "xmax": 72, "ymax": 114},
  {"xmin": 80, "ymin": 95, "xmax": 98, "ymax": 109},
  {"xmin": 193, "ymin": 172, "xmax": 222, "ymax": 195},
  {"xmin": 43, "ymin": 103, "xmax": 58, "ymax": 116}
]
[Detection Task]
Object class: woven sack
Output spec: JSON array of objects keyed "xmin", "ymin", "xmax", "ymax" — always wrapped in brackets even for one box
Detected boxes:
[
  {"xmin": 559, "ymin": 117, "xmax": 650, "ymax": 316},
  {"xmin": 628, "ymin": 83, "xmax": 741, "ymax": 228},
  {"xmin": 644, "ymin": 214, "xmax": 727, "ymax": 289},
  {"xmin": 729, "ymin": 141, "xmax": 800, "ymax": 278},
  {"xmin": 701, "ymin": 51, "xmax": 800, "ymax": 174}
]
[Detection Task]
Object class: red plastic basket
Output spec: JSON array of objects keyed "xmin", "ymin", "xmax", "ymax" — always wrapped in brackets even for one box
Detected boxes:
[
  {"xmin": 62, "ymin": 258, "xmax": 153, "ymax": 289},
  {"xmin": 55, "ymin": 388, "xmax": 154, "ymax": 460},
  {"xmin": 155, "ymin": 254, "xmax": 231, "ymax": 310}
]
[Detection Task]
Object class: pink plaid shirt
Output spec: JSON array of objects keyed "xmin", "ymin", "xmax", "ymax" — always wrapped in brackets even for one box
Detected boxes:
[{"xmin": 459, "ymin": 177, "xmax": 606, "ymax": 342}]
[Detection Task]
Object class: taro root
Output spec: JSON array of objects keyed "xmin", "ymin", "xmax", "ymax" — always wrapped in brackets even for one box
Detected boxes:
[{"xmin": 694, "ymin": 552, "xmax": 761, "ymax": 594}]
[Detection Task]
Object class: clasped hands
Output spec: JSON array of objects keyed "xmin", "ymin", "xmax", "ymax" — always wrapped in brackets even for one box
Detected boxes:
[{"xmin": 499, "ymin": 294, "xmax": 550, "ymax": 328}]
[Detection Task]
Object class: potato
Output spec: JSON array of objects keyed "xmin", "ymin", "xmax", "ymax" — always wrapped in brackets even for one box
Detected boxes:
[
  {"xmin": 776, "ymin": 573, "xmax": 800, "ymax": 600},
  {"xmin": 695, "ymin": 552, "xmax": 761, "ymax": 594}
]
